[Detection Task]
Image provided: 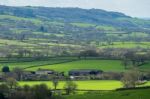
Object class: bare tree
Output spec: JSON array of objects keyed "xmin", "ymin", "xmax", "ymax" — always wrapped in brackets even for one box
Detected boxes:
[
  {"xmin": 52, "ymin": 77, "xmax": 59, "ymax": 91},
  {"xmin": 64, "ymin": 81, "xmax": 77, "ymax": 95},
  {"xmin": 121, "ymin": 68, "xmax": 141, "ymax": 88},
  {"xmin": 5, "ymin": 78, "xmax": 18, "ymax": 89},
  {"xmin": 13, "ymin": 67, "xmax": 24, "ymax": 81}
]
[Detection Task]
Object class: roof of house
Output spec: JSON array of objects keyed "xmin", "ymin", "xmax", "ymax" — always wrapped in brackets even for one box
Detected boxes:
[{"xmin": 37, "ymin": 69, "xmax": 54, "ymax": 72}]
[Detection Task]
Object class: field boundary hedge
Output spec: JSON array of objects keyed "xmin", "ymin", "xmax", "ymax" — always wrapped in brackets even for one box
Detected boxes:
[
  {"xmin": 0, "ymin": 56, "xmax": 78, "ymax": 63},
  {"xmin": 116, "ymin": 86, "xmax": 150, "ymax": 91}
]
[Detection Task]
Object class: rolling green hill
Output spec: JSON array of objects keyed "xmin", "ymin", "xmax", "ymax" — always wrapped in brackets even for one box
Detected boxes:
[
  {"xmin": 1, "ymin": 5, "xmax": 150, "ymax": 28},
  {"xmin": 0, "ymin": 5, "xmax": 150, "ymax": 99},
  {"xmin": 0, "ymin": 5, "xmax": 150, "ymax": 57}
]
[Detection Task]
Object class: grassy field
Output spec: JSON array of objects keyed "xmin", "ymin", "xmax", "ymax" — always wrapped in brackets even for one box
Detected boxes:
[
  {"xmin": 0, "ymin": 58, "xmax": 149, "ymax": 74},
  {"xmin": 0, "ymin": 57, "xmax": 77, "ymax": 71},
  {"xmin": 71, "ymin": 22, "xmax": 96, "ymax": 28},
  {"xmin": 18, "ymin": 80, "xmax": 150, "ymax": 90},
  {"xmin": 13, "ymin": 80, "xmax": 150, "ymax": 99},
  {"xmin": 18, "ymin": 80, "xmax": 123, "ymax": 90},
  {"xmin": 25, "ymin": 60, "xmax": 127, "ymax": 74},
  {"xmin": 0, "ymin": 15, "xmax": 42, "ymax": 24},
  {"xmin": 0, "ymin": 39, "xmax": 35, "ymax": 46},
  {"xmin": 139, "ymin": 62, "xmax": 150, "ymax": 71},
  {"xmin": 1, "ymin": 37, "xmax": 150, "ymax": 50},
  {"xmin": 65, "ymin": 88, "xmax": 150, "ymax": 99},
  {"xmin": 99, "ymin": 42, "xmax": 150, "ymax": 48}
]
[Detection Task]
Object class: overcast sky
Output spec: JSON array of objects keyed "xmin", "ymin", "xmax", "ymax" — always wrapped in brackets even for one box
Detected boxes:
[{"xmin": 0, "ymin": 0, "xmax": 150, "ymax": 18}]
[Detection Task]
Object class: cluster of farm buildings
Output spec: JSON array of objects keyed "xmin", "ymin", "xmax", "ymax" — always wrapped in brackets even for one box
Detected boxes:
[{"xmin": 0, "ymin": 69, "xmax": 103, "ymax": 81}]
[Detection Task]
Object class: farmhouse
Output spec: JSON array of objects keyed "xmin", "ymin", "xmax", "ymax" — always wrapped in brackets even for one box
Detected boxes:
[
  {"xmin": 23, "ymin": 71, "xmax": 37, "ymax": 80},
  {"xmin": 23, "ymin": 70, "xmax": 59, "ymax": 80},
  {"xmin": 35, "ymin": 69, "xmax": 55, "ymax": 75},
  {"xmin": 69, "ymin": 69, "xmax": 103, "ymax": 76}
]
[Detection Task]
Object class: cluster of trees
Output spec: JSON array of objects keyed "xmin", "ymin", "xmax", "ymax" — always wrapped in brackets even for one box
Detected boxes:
[
  {"xmin": 0, "ymin": 79, "xmax": 52, "ymax": 99},
  {"xmin": 0, "ymin": 77, "xmax": 77, "ymax": 99},
  {"xmin": 122, "ymin": 51, "xmax": 149, "ymax": 69},
  {"xmin": 121, "ymin": 68, "xmax": 145, "ymax": 88},
  {"xmin": 78, "ymin": 48, "xmax": 150, "ymax": 60},
  {"xmin": 1, "ymin": 43, "xmax": 150, "ymax": 60},
  {"xmin": 2, "ymin": 66, "xmax": 26, "ymax": 81}
]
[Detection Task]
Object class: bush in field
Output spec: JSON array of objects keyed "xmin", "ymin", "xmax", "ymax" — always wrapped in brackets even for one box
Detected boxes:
[
  {"xmin": 64, "ymin": 81, "xmax": 77, "ymax": 95},
  {"xmin": 2, "ymin": 66, "xmax": 10, "ymax": 73},
  {"xmin": 23, "ymin": 84, "xmax": 31, "ymax": 92}
]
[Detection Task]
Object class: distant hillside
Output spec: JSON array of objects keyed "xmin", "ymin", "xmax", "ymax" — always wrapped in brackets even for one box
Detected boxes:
[
  {"xmin": 0, "ymin": 5, "xmax": 150, "ymax": 57},
  {"xmin": 0, "ymin": 5, "xmax": 150, "ymax": 28}
]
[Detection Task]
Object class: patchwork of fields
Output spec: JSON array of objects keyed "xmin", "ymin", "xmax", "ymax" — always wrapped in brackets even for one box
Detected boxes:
[
  {"xmin": 0, "ymin": 6, "xmax": 150, "ymax": 99},
  {"xmin": 0, "ymin": 58, "xmax": 150, "ymax": 74},
  {"xmin": 16, "ymin": 59, "xmax": 150, "ymax": 74},
  {"xmin": 1, "ymin": 38, "xmax": 150, "ymax": 49},
  {"xmin": 98, "ymin": 42, "xmax": 150, "ymax": 48}
]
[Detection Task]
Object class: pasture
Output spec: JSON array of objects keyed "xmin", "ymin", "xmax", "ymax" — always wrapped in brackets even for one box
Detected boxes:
[
  {"xmin": 25, "ymin": 60, "xmax": 127, "ymax": 74},
  {"xmin": 0, "ymin": 57, "xmax": 78, "ymax": 71},
  {"xmin": 17, "ymin": 80, "xmax": 150, "ymax": 90},
  {"xmin": 65, "ymin": 88, "xmax": 150, "ymax": 99},
  {"xmin": 18, "ymin": 80, "xmax": 150, "ymax": 90},
  {"xmin": 1, "ymin": 38, "xmax": 150, "ymax": 50},
  {"xmin": 1, "ymin": 58, "xmax": 149, "ymax": 74},
  {"xmin": 18, "ymin": 80, "xmax": 123, "ymax": 90},
  {"xmin": 99, "ymin": 42, "xmax": 150, "ymax": 48}
]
